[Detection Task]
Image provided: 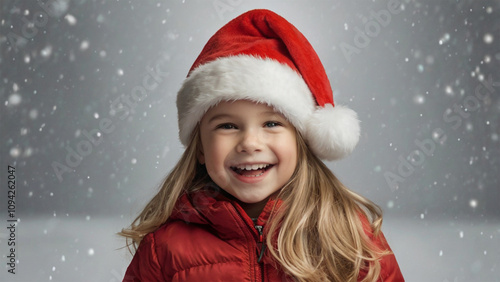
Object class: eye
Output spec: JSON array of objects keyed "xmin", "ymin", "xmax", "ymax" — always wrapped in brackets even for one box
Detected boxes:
[
  {"xmin": 264, "ymin": 121, "xmax": 282, "ymax": 128},
  {"xmin": 216, "ymin": 123, "xmax": 237, "ymax": 130}
]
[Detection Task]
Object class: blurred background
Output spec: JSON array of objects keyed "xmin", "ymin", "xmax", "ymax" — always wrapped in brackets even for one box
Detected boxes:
[{"xmin": 1, "ymin": 0, "xmax": 499, "ymax": 281}]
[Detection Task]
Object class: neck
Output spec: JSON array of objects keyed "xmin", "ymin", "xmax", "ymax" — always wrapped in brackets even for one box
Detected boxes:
[{"xmin": 237, "ymin": 198, "xmax": 270, "ymax": 219}]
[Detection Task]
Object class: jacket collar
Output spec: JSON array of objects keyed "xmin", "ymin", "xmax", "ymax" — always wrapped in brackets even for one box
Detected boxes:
[{"xmin": 169, "ymin": 184, "xmax": 282, "ymax": 240}]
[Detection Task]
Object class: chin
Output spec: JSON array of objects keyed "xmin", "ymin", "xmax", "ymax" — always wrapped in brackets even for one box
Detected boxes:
[{"xmin": 231, "ymin": 193, "xmax": 267, "ymax": 204}]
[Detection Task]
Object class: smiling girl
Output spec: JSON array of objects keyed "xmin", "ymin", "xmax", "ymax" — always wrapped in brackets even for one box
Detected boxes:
[{"xmin": 120, "ymin": 9, "xmax": 404, "ymax": 282}]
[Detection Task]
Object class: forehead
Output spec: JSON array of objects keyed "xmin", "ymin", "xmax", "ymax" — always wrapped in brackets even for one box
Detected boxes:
[{"xmin": 203, "ymin": 100, "xmax": 282, "ymax": 118}]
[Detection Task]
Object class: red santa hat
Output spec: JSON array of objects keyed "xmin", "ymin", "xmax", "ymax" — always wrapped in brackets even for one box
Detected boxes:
[{"xmin": 177, "ymin": 9, "xmax": 360, "ymax": 160}]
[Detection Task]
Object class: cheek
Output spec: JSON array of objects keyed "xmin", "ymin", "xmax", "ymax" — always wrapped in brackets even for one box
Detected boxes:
[
  {"xmin": 206, "ymin": 163, "xmax": 231, "ymax": 189},
  {"xmin": 203, "ymin": 140, "xmax": 231, "ymax": 183},
  {"xmin": 206, "ymin": 139, "xmax": 229, "ymax": 163}
]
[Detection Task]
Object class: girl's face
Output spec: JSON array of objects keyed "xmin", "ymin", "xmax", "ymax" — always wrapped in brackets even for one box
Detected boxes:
[{"xmin": 199, "ymin": 100, "xmax": 297, "ymax": 205}]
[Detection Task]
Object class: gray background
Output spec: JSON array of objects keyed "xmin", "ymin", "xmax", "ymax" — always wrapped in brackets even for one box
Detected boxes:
[{"xmin": 1, "ymin": 0, "xmax": 499, "ymax": 281}]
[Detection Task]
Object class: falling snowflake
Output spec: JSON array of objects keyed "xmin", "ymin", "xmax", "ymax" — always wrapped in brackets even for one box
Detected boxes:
[
  {"xmin": 483, "ymin": 33, "xmax": 494, "ymax": 44},
  {"xmin": 413, "ymin": 94, "xmax": 425, "ymax": 104},
  {"xmin": 469, "ymin": 199, "xmax": 478, "ymax": 208},
  {"xmin": 65, "ymin": 14, "xmax": 77, "ymax": 25},
  {"xmin": 7, "ymin": 93, "xmax": 22, "ymax": 106},
  {"xmin": 80, "ymin": 40, "xmax": 90, "ymax": 51},
  {"xmin": 439, "ymin": 33, "xmax": 450, "ymax": 45},
  {"xmin": 41, "ymin": 45, "xmax": 53, "ymax": 58}
]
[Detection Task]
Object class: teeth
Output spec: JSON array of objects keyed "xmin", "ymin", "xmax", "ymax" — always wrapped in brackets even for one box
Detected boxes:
[{"xmin": 235, "ymin": 164, "xmax": 270, "ymax": 171}]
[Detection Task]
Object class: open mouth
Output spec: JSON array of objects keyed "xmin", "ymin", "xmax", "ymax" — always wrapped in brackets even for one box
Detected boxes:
[{"xmin": 230, "ymin": 164, "xmax": 274, "ymax": 177}]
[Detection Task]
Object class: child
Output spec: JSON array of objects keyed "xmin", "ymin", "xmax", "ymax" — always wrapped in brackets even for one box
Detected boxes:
[{"xmin": 120, "ymin": 9, "xmax": 404, "ymax": 282}]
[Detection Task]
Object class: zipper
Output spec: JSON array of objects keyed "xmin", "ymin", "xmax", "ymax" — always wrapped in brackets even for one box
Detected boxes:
[
  {"xmin": 255, "ymin": 225, "xmax": 266, "ymax": 282},
  {"xmin": 255, "ymin": 225, "xmax": 266, "ymax": 263},
  {"xmin": 230, "ymin": 203, "xmax": 267, "ymax": 281}
]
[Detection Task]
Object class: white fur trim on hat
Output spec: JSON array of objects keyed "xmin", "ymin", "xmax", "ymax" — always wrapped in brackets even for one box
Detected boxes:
[
  {"xmin": 176, "ymin": 55, "xmax": 360, "ymax": 160},
  {"xmin": 177, "ymin": 55, "xmax": 316, "ymax": 142}
]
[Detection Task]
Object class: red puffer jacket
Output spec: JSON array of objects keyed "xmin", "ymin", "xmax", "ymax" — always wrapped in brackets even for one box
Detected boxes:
[{"xmin": 123, "ymin": 188, "xmax": 404, "ymax": 281}]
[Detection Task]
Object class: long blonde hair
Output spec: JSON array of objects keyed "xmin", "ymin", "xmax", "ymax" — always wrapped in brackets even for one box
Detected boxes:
[
  {"xmin": 267, "ymin": 130, "xmax": 388, "ymax": 281},
  {"xmin": 120, "ymin": 125, "xmax": 388, "ymax": 281},
  {"xmin": 118, "ymin": 127, "xmax": 207, "ymax": 251}
]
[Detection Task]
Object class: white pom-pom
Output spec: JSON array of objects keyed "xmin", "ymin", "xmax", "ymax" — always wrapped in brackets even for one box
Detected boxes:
[{"xmin": 305, "ymin": 104, "xmax": 360, "ymax": 160}]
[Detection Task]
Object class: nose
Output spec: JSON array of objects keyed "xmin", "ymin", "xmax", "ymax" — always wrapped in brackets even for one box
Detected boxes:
[{"xmin": 236, "ymin": 129, "xmax": 263, "ymax": 154}]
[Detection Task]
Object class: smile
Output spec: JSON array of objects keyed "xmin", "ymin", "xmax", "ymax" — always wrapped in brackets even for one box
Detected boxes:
[{"xmin": 230, "ymin": 164, "xmax": 274, "ymax": 177}]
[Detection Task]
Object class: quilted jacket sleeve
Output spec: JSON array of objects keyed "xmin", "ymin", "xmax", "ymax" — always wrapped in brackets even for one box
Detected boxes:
[{"xmin": 123, "ymin": 233, "xmax": 164, "ymax": 282}]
